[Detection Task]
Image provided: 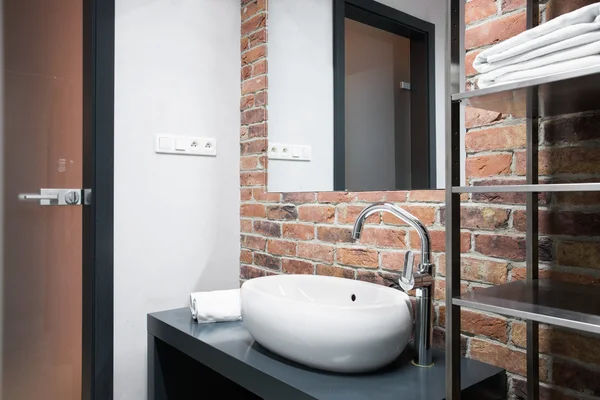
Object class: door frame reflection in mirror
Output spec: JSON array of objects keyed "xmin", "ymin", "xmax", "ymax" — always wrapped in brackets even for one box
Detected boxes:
[{"xmin": 333, "ymin": 0, "xmax": 436, "ymax": 191}]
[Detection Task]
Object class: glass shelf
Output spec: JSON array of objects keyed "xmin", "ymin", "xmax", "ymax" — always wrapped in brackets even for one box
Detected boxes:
[
  {"xmin": 453, "ymin": 280, "xmax": 600, "ymax": 334},
  {"xmin": 452, "ymin": 65, "xmax": 600, "ymax": 117}
]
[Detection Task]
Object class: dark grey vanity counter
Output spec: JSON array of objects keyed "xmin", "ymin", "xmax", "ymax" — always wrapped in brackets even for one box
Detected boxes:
[{"xmin": 148, "ymin": 308, "xmax": 504, "ymax": 400}]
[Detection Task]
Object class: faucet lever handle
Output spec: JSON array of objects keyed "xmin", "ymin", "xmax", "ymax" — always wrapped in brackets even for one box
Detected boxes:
[{"xmin": 399, "ymin": 250, "xmax": 415, "ymax": 292}]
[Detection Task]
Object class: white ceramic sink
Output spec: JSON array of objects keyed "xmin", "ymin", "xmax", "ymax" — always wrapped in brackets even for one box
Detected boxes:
[{"xmin": 240, "ymin": 274, "xmax": 413, "ymax": 373}]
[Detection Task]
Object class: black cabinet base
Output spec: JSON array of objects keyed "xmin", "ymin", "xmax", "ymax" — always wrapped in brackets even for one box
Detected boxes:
[{"xmin": 149, "ymin": 334, "xmax": 261, "ymax": 399}]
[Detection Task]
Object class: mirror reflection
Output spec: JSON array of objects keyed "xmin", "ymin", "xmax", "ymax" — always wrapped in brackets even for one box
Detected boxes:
[{"xmin": 266, "ymin": 0, "xmax": 447, "ymax": 193}]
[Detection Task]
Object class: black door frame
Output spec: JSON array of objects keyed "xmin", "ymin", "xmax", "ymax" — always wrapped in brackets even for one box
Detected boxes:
[
  {"xmin": 333, "ymin": 0, "xmax": 436, "ymax": 191},
  {"xmin": 82, "ymin": 0, "xmax": 114, "ymax": 399}
]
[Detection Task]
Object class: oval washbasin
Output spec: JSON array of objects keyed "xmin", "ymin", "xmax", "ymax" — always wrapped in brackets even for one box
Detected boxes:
[{"xmin": 240, "ymin": 274, "xmax": 413, "ymax": 373}]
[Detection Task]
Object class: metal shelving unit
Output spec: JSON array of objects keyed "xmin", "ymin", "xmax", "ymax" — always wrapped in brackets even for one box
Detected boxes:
[{"xmin": 445, "ymin": 0, "xmax": 600, "ymax": 398}]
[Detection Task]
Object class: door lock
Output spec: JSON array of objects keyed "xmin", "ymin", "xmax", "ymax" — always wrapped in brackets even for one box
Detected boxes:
[
  {"xmin": 64, "ymin": 190, "xmax": 80, "ymax": 205},
  {"xmin": 18, "ymin": 189, "xmax": 86, "ymax": 206}
]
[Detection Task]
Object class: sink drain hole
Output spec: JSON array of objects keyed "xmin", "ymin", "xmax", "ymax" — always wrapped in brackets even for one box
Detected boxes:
[{"xmin": 351, "ymin": 294, "xmax": 356, "ymax": 302}]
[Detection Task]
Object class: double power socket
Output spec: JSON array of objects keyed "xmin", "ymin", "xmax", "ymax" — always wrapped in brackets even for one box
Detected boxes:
[
  {"xmin": 155, "ymin": 135, "xmax": 217, "ymax": 157},
  {"xmin": 268, "ymin": 142, "xmax": 311, "ymax": 161}
]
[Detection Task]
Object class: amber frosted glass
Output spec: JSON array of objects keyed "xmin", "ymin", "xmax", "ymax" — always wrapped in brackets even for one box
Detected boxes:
[{"xmin": 2, "ymin": 0, "xmax": 83, "ymax": 398}]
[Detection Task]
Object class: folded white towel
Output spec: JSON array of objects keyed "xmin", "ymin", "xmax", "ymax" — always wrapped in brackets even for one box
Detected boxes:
[
  {"xmin": 478, "ymin": 40, "xmax": 600, "ymax": 88},
  {"xmin": 476, "ymin": 29, "xmax": 600, "ymax": 74},
  {"xmin": 479, "ymin": 55, "xmax": 600, "ymax": 88},
  {"xmin": 189, "ymin": 289, "xmax": 242, "ymax": 323},
  {"xmin": 474, "ymin": 2, "xmax": 600, "ymax": 73}
]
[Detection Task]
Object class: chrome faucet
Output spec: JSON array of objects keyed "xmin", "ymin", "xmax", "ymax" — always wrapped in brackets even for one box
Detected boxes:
[{"xmin": 352, "ymin": 202, "xmax": 434, "ymax": 367}]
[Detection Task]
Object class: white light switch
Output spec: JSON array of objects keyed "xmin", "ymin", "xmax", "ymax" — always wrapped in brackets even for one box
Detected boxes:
[
  {"xmin": 302, "ymin": 147, "xmax": 311, "ymax": 159},
  {"xmin": 159, "ymin": 137, "xmax": 172, "ymax": 150},
  {"xmin": 175, "ymin": 139, "xmax": 187, "ymax": 151},
  {"xmin": 155, "ymin": 135, "xmax": 217, "ymax": 157}
]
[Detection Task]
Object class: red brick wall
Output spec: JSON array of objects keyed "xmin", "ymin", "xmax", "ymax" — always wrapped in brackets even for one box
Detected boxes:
[{"xmin": 240, "ymin": 0, "xmax": 600, "ymax": 398}]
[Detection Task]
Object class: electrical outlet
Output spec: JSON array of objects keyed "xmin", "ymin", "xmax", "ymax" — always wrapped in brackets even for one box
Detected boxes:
[
  {"xmin": 155, "ymin": 135, "xmax": 217, "ymax": 157},
  {"xmin": 269, "ymin": 145, "xmax": 280, "ymax": 158},
  {"xmin": 268, "ymin": 142, "xmax": 311, "ymax": 161}
]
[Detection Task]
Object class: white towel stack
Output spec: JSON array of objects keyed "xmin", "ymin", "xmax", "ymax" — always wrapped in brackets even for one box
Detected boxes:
[
  {"xmin": 189, "ymin": 289, "xmax": 242, "ymax": 323},
  {"xmin": 474, "ymin": 2, "xmax": 600, "ymax": 88}
]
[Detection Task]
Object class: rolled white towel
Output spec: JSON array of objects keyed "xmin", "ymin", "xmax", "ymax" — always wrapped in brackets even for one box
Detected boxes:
[{"xmin": 189, "ymin": 289, "xmax": 242, "ymax": 323}]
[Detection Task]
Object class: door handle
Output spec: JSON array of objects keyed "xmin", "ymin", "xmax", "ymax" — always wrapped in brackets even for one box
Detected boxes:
[
  {"xmin": 18, "ymin": 189, "xmax": 83, "ymax": 206},
  {"xmin": 19, "ymin": 194, "xmax": 59, "ymax": 201}
]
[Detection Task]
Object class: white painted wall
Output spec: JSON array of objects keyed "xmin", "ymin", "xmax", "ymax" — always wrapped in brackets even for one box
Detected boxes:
[
  {"xmin": 268, "ymin": 0, "xmax": 447, "ymax": 191},
  {"xmin": 114, "ymin": 1, "xmax": 241, "ymax": 398},
  {"xmin": 268, "ymin": 0, "xmax": 334, "ymax": 192}
]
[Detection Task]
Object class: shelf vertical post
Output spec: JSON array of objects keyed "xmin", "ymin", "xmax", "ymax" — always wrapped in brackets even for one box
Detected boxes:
[
  {"xmin": 445, "ymin": 0, "xmax": 463, "ymax": 398},
  {"xmin": 526, "ymin": 0, "xmax": 540, "ymax": 399}
]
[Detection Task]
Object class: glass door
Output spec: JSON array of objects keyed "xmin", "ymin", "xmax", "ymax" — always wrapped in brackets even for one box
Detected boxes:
[{"xmin": 0, "ymin": 0, "xmax": 113, "ymax": 398}]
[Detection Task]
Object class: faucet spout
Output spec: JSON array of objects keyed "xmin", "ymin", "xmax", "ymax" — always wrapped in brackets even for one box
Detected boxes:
[
  {"xmin": 352, "ymin": 202, "xmax": 434, "ymax": 367},
  {"xmin": 352, "ymin": 203, "xmax": 432, "ymax": 267}
]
